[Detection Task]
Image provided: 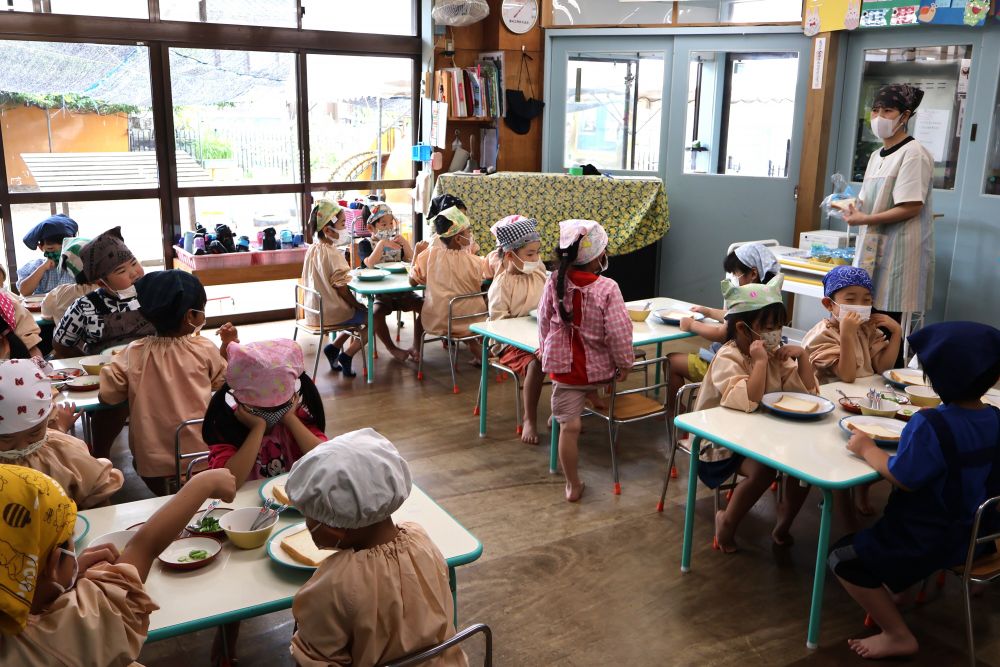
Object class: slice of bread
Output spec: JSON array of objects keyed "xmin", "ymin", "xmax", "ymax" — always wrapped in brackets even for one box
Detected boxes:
[
  {"xmin": 830, "ymin": 197, "xmax": 856, "ymax": 212},
  {"xmin": 281, "ymin": 529, "xmax": 335, "ymax": 567},
  {"xmin": 890, "ymin": 370, "xmax": 925, "ymax": 386},
  {"xmin": 858, "ymin": 423, "xmax": 901, "ymax": 441},
  {"xmin": 773, "ymin": 395, "xmax": 819, "ymax": 413},
  {"xmin": 272, "ymin": 484, "xmax": 292, "ymax": 507},
  {"xmin": 664, "ymin": 310, "xmax": 695, "ymax": 321}
]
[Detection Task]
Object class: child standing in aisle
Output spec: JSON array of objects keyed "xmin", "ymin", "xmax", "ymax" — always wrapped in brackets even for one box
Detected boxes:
[
  {"xmin": 488, "ymin": 215, "xmax": 547, "ymax": 443},
  {"xmin": 695, "ymin": 276, "xmax": 819, "ymax": 551},
  {"xmin": 539, "ymin": 219, "xmax": 634, "ymax": 502}
]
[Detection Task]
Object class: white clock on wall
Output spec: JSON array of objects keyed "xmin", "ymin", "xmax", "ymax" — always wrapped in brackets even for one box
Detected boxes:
[{"xmin": 502, "ymin": 0, "xmax": 538, "ymax": 34}]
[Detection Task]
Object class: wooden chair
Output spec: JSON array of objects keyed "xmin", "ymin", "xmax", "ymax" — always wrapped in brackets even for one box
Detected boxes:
[
  {"xmin": 380, "ymin": 623, "xmax": 492, "ymax": 667},
  {"xmin": 584, "ymin": 355, "xmax": 670, "ymax": 495},
  {"xmin": 416, "ymin": 291, "xmax": 488, "ymax": 394},
  {"xmin": 953, "ymin": 495, "xmax": 1000, "ymax": 667},
  {"xmin": 292, "ymin": 283, "xmax": 367, "ymax": 380},
  {"xmin": 173, "ymin": 418, "xmax": 208, "ymax": 492}
]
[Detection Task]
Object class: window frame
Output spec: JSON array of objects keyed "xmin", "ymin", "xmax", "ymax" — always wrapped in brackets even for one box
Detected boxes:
[{"xmin": 0, "ymin": 3, "xmax": 422, "ymax": 291}]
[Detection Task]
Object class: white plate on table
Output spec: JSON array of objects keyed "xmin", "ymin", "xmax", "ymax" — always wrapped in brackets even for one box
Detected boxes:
[
  {"xmin": 266, "ymin": 522, "xmax": 328, "ymax": 572},
  {"xmin": 528, "ymin": 309, "xmax": 538, "ymax": 320},
  {"xmin": 375, "ymin": 262, "xmax": 408, "ymax": 274},
  {"xmin": 157, "ymin": 536, "xmax": 223, "ymax": 571},
  {"xmin": 653, "ymin": 308, "xmax": 704, "ymax": 326},
  {"xmin": 883, "ymin": 368, "xmax": 926, "ymax": 389},
  {"xmin": 258, "ymin": 474, "xmax": 299, "ymax": 512},
  {"xmin": 761, "ymin": 392, "xmax": 835, "ymax": 419},
  {"xmin": 73, "ymin": 514, "xmax": 89, "ymax": 546},
  {"xmin": 355, "ymin": 268, "xmax": 390, "ymax": 282},
  {"xmin": 839, "ymin": 415, "xmax": 905, "ymax": 448}
]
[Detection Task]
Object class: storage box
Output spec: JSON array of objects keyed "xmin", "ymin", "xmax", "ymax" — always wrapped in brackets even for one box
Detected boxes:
[
  {"xmin": 799, "ymin": 230, "xmax": 856, "ymax": 251},
  {"xmin": 174, "ymin": 246, "xmax": 253, "ymax": 270},
  {"xmin": 251, "ymin": 247, "xmax": 308, "ymax": 266}
]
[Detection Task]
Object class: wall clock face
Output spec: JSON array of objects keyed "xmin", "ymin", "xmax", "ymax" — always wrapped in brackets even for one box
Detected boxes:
[{"xmin": 502, "ymin": 0, "xmax": 538, "ymax": 34}]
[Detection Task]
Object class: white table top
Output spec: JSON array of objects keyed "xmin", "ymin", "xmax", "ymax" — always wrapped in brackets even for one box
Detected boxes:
[
  {"xmin": 78, "ymin": 480, "xmax": 481, "ymax": 641},
  {"xmin": 470, "ymin": 296, "xmax": 698, "ymax": 353},
  {"xmin": 348, "ymin": 271, "xmax": 426, "ymax": 296},
  {"xmin": 674, "ymin": 376, "xmax": 891, "ymax": 489}
]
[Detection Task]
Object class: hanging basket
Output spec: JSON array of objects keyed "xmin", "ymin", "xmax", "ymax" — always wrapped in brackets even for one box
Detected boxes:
[{"xmin": 431, "ymin": 0, "xmax": 489, "ymax": 27}]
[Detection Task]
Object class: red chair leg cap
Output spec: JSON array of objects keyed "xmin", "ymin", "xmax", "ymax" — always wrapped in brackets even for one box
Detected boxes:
[
  {"xmin": 863, "ymin": 614, "xmax": 876, "ymax": 628},
  {"xmin": 516, "ymin": 425, "xmax": 523, "ymax": 434},
  {"xmin": 770, "ymin": 481, "xmax": 778, "ymax": 492},
  {"xmin": 613, "ymin": 482, "xmax": 621, "ymax": 495},
  {"xmin": 656, "ymin": 501, "xmax": 664, "ymax": 512},
  {"xmin": 373, "ymin": 349, "xmax": 378, "ymax": 359},
  {"xmin": 473, "ymin": 406, "xmax": 480, "ymax": 416},
  {"xmin": 417, "ymin": 372, "xmax": 424, "ymax": 380},
  {"xmin": 670, "ymin": 466, "xmax": 678, "ymax": 479},
  {"xmin": 725, "ymin": 489, "xmax": 734, "ymax": 501},
  {"xmin": 452, "ymin": 385, "xmax": 460, "ymax": 394},
  {"xmin": 712, "ymin": 536, "xmax": 720, "ymax": 551}
]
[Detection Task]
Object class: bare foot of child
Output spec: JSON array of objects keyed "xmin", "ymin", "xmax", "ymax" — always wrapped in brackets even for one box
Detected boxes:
[
  {"xmin": 407, "ymin": 348, "xmax": 420, "ymax": 363},
  {"xmin": 565, "ymin": 481, "xmax": 585, "ymax": 502},
  {"xmin": 847, "ymin": 631, "xmax": 918, "ymax": 659},
  {"xmin": 521, "ymin": 420, "xmax": 539, "ymax": 445},
  {"xmin": 714, "ymin": 510, "xmax": 737, "ymax": 554},
  {"xmin": 389, "ymin": 347, "xmax": 410, "ymax": 363},
  {"xmin": 856, "ymin": 484, "xmax": 875, "ymax": 516},
  {"xmin": 771, "ymin": 525, "xmax": 795, "ymax": 547}
]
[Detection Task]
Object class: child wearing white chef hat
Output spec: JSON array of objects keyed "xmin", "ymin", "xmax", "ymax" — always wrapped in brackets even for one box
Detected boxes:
[{"xmin": 286, "ymin": 428, "xmax": 468, "ymax": 667}]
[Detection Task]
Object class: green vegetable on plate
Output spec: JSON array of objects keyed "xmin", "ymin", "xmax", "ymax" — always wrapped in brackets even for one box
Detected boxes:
[
  {"xmin": 177, "ymin": 549, "xmax": 210, "ymax": 563},
  {"xmin": 196, "ymin": 516, "xmax": 221, "ymax": 532}
]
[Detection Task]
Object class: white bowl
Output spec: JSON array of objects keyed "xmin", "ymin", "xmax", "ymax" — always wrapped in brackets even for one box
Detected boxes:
[
  {"xmin": 88, "ymin": 529, "xmax": 136, "ymax": 552},
  {"xmin": 219, "ymin": 507, "xmax": 279, "ymax": 549}
]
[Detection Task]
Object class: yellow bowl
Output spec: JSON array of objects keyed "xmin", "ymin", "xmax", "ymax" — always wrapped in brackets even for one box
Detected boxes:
[
  {"xmin": 905, "ymin": 385, "xmax": 941, "ymax": 408},
  {"xmin": 859, "ymin": 399, "xmax": 899, "ymax": 419},
  {"xmin": 79, "ymin": 354, "xmax": 112, "ymax": 375},
  {"xmin": 628, "ymin": 309, "xmax": 651, "ymax": 322},
  {"xmin": 219, "ymin": 507, "xmax": 278, "ymax": 549}
]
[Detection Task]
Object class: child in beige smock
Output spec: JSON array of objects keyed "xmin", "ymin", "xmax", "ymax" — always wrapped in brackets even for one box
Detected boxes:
[
  {"xmin": 286, "ymin": 428, "xmax": 468, "ymax": 667},
  {"xmin": 100, "ymin": 270, "xmax": 233, "ymax": 494},
  {"xmin": 15, "ymin": 430, "xmax": 122, "ymax": 509},
  {"xmin": 300, "ymin": 239, "xmax": 358, "ymax": 328},
  {"xmin": 41, "ymin": 283, "xmax": 97, "ymax": 323}
]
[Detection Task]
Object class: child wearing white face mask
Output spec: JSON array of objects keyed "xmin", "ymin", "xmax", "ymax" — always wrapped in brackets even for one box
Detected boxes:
[
  {"xmin": 488, "ymin": 215, "xmax": 547, "ymax": 444},
  {"xmin": 301, "ymin": 199, "xmax": 368, "ymax": 377},
  {"xmin": 99, "ymin": 270, "xmax": 235, "ymax": 496},
  {"xmin": 694, "ymin": 275, "xmax": 819, "ymax": 551},
  {"xmin": 803, "ymin": 265, "xmax": 902, "ymax": 384}
]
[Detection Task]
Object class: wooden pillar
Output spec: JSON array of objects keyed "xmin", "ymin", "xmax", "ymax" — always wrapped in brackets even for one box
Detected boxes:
[{"xmin": 793, "ymin": 32, "xmax": 842, "ymax": 242}]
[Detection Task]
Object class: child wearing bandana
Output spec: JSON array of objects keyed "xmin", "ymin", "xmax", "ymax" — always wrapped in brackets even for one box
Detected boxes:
[
  {"xmin": 693, "ymin": 276, "xmax": 819, "ymax": 551},
  {"xmin": 99, "ymin": 270, "xmax": 236, "ymax": 496},
  {"xmin": 0, "ymin": 358, "xmax": 123, "ymax": 508},
  {"xmin": 0, "ymin": 291, "xmax": 43, "ymax": 359},
  {"xmin": 830, "ymin": 322, "xmax": 1000, "ymax": 660},
  {"xmin": 803, "ymin": 265, "xmax": 902, "ymax": 384},
  {"xmin": 39, "ymin": 237, "xmax": 99, "ymax": 327},
  {"xmin": 16, "ymin": 214, "xmax": 78, "ymax": 297},
  {"xmin": 0, "ymin": 465, "xmax": 236, "ymax": 665},
  {"xmin": 488, "ymin": 215, "xmax": 547, "ymax": 444}
]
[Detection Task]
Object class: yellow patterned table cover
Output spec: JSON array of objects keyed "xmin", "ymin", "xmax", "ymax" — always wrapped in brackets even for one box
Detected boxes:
[{"xmin": 433, "ymin": 172, "xmax": 669, "ymax": 256}]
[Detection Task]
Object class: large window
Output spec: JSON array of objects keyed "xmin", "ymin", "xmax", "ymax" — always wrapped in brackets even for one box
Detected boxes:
[
  {"xmin": 550, "ymin": 0, "xmax": 799, "ymax": 26},
  {"xmin": 852, "ymin": 45, "xmax": 972, "ymax": 190},
  {"xmin": 564, "ymin": 53, "xmax": 663, "ymax": 172},
  {"xmin": 986, "ymin": 71, "xmax": 1000, "ymax": 196},
  {"xmin": 684, "ymin": 51, "xmax": 798, "ymax": 177},
  {"xmin": 0, "ymin": 2, "xmax": 420, "ymax": 317}
]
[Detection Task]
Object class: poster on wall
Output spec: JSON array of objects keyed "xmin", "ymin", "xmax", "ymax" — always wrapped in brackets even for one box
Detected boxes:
[
  {"xmin": 917, "ymin": 0, "xmax": 989, "ymax": 26},
  {"xmin": 803, "ymin": 0, "xmax": 863, "ymax": 35},
  {"xmin": 860, "ymin": 0, "xmax": 921, "ymax": 27}
]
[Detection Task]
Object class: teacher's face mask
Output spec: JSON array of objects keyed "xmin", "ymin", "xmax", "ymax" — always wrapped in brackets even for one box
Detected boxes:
[{"xmin": 870, "ymin": 112, "xmax": 906, "ymax": 140}]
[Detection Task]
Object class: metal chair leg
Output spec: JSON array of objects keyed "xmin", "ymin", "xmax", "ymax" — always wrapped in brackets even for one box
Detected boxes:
[
  {"xmin": 447, "ymin": 339, "xmax": 460, "ymax": 394},
  {"xmin": 312, "ymin": 332, "xmax": 321, "ymax": 379},
  {"xmin": 608, "ymin": 422, "xmax": 621, "ymax": 495},
  {"xmin": 962, "ymin": 576, "xmax": 976, "ymax": 667},
  {"xmin": 658, "ymin": 432, "xmax": 680, "ymax": 512},
  {"xmin": 416, "ymin": 332, "xmax": 427, "ymax": 381}
]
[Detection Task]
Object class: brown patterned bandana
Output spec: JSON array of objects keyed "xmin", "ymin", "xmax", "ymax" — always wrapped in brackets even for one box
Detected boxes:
[
  {"xmin": 872, "ymin": 84, "xmax": 924, "ymax": 114},
  {"xmin": 80, "ymin": 226, "xmax": 135, "ymax": 282}
]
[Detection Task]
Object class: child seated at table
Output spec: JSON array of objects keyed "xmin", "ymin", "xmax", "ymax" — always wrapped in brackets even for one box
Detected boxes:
[
  {"xmin": 695, "ymin": 275, "xmax": 819, "ymax": 551},
  {"xmin": 488, "ymin": 215, "xmax": 547, "ymax": 444},
  {"xmin": 0, "ymin": 291, "xmax": 43, "ymax": 359},
  {"xmin": 665, "ymin": 243, "xmax": 782, "ymax": 414},
  {"xmin": 411, "ymin": 206, "xmax": 487, "ymax": 366},
  {"xmin": 803, "ymin": 265, "xmax": 901, "ymax": 384},
  {"xmin": 359, "ymin": 202, "xmax": 424, "ymax": 363},
  {"xmin": 301, "ymin": 199, "xmax": 367, "ymax": 378},
  {"xmin": 53, "ymin": 226, "xmax": 155, "ymax": 358},
  {"xmin": 40, "ymin": 237, "xmax": 98, "ymax": 328},
  {"xmin": 205, "ymin": 339, "xmax": 326, "ymax": 487},
  {"xmin": 830, "ymin": 321, "xmax": 1000, "ymax": 660},
  {"xmin": 0, "ymin": 465, "xmax": 237, "ymax": 665},
  {"xmin": 540, "ymin": 219, "xmax": 634, "ymax": 502},
  {"xmin": 287, "ymin": 428, "xmax": 468, "ymax": 667},
  {"xmin": 99, "ymin": 270, "xmax": 234, "ymax": 496},
  {"xmin": 16, "ymin": 213, "xmax": 78, "ymax": 297},
  {"xmin": 0, "ymin": 358, "xmax": 122, "ymax": 508}
]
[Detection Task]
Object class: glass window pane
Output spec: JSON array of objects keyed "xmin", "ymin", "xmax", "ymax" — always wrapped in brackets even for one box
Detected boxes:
[
  {"xmin": 677, "ymin": 1, "xmax": 721, "ymax": 23},
  {"xmin": 683, "ymin": 53, "xmax": 717, "ymax": 174},
  {"xmin": 306, "ymin": 55, "xmax": 413, "ymax": 184},
  {"xmin": 47, "ymin": 0, "xmax": 148, "ymax": 19},
  {"xmin": 311, "ymin": 188, "xmax": 415, "ymax": 244},
  {"xmin": 551, "ymin": 0, "xmax": 672, "ymax": 26},
  {"xmin": 853, "ymin": 45, "xmax": 973, "ymax": 190},
  {"xmin": 564, "ymin": 53, "xmax": 663, "ymax": 172},
  {"xmin": 169, "ymin": 48, "xmax": 299, "ymax": 185},
  {"xmin": 720, "ymin": 53, "xmax": 798, "ymax": 177},
  {"xmin": 10, "ymin": 200, "xmax": 165, "ymax": 274},
  {"xmin": 302, "ymin": 0, "xmax": 415, "ymax": 35},
  {"xmin": 0, "ymin": 40, "xmax": 156, "ymax": 193},
  {"xmin": 160, "ymin": 0, "xmax": 297, "ymax": 28},
  {"xmin": 2, "ymin": 1, "xmax": 34, "ymax": 11},
  {"xmin": 722, "ymin": 0, "xmax": 801, "ymax": 22},
  {"xmin": 985, "ymin": 74, "xmax": 1000, "ymax": 196},
  {"xmin": 179, "ymin": 193, "xmax": 303, "ymax": 240}
]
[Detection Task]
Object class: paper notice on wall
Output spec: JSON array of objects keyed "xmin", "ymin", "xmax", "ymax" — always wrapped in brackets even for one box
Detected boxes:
[
  {"xmin": 912, "ymin": 108, "xmax": 950, "ymax": 162},
  {"xmin": 812, "ymin": 37, "xmax": 827, "ymax": 90},
  {"xmin": 957, "ymin": 58, "xmax": 971, "ymax": 95},
  {"xmin": 432, "ymin": 102, "xmax": 448, "ymax": 149},
  {"xmin": 956, "ymin": 98, "xmax": 966, "ymax": 138}
]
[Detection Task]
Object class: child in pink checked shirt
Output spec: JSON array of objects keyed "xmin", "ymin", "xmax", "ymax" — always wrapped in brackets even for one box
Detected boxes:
[{"xmin": 538, "ymin": 219, "xmax": 634, "ymax": 502}]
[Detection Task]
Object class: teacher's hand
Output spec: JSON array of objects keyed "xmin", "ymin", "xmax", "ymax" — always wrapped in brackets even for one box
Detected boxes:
[{"xmin": 842, "ymin": 203, "xmax": 869, "ymax": 226}]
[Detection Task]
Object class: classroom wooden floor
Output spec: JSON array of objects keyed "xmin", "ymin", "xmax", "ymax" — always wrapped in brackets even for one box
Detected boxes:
[{"xmin": 117, "ymin": 322, "xmax": 998, "ymax": 666}]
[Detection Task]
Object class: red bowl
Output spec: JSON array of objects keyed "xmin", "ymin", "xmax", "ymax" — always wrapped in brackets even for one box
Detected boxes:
[{"xmin": 838, "ymin": 397, "xmax": 865, "ymax": 415}]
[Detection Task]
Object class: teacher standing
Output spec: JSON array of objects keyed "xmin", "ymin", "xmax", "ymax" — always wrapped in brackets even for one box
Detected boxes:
[{"xmin": 844, "ymin": 83, "xmax": 935, "ymax": 320}]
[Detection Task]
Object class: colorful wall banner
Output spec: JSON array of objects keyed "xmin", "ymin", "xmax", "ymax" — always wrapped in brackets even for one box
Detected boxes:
[
  {"xmin": 860, "ymin": 0, "xmax": 921, "ymax": 27},
  {"xmin": 917, "ymin": 0, "xmax": 989, "ymax": 26},
  {"xmin": 803, "ymin": 0, "xmax": 862, "ymax": 34}
]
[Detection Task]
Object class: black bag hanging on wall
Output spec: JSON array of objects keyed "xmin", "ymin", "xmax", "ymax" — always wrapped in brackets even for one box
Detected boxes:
[{"xmin": 504, "ymin": 51, "xmax": 544, "ymax": 135}]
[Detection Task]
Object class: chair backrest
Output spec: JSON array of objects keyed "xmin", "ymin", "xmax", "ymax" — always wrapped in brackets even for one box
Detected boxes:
[
  {"xmin": 295, "ymin": 282, "xmax": 323, "ymax": 329},
  {"xmin": 962, "ymin": 495, "xmax": 1000, "ymax": 580},
  {"xmin": 380, "ymin": 623, "xmax": 492, "ymax": 667},
  {"xmin": 446, "ymin": 291, "xmax": 489, "ymax": 340},
  {"xmin": 726, "ymin": 239, "xmax": 780, "ymax": 255},
  {"xmin": 174, "ymin": 418, "xmax": 207, "ymax": 488},
  {"xmin": 607, "ymin": 355, "xmax": 672, "ymax": 417},
  {"xmin": 673, "ymin": 382, "xmax": 702, "ymax": 447}
]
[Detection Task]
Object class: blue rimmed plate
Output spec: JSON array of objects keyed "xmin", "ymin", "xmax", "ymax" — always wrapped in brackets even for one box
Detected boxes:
[
  {"xmin": 761, "ymin": 392, "xmax": 835, "ymax": 420},
  {"xmin": 257, "ymin": 473, "xmax": 299, "ymax": 513},
  {"xmin": 266, "ymin": 522, "xmax": 338, "ymax": 572},
  {"xmin": 73, "ymin": 514, "xmax": 89, "ymax": 546},
  {"xmin": 654, "ymin": 308, "xmax": 704, "ymax": 326},
  {"xmin": 839, "ymin": 415, "xmax": 904, "ymax": 448},
  {"xmin": 883, "ymin": 368, "xmax": 925, "ymax": 389}
]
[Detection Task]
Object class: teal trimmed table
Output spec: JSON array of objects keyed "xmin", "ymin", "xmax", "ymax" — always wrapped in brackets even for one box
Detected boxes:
[{"xmin": 347, "ymin": 272, "xmax": 425, "ymax": 385}]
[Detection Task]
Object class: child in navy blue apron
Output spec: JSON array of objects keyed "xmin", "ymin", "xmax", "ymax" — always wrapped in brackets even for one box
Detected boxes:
[{"xmin": 829, "ymin": 321, "xmax": 1000, "ymax": 660}]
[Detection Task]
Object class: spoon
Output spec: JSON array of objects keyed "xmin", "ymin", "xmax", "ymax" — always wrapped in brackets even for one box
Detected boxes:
[
  {"xmin": 191, "ymin": 499, "xmax": 220, "ymax": 529},
  {"xmin": 836, "ymin": 390, "xmax": 858, "ymax": 408},
  {"xmin": 884, "ymin": 384, "xmax": 909, "ymax": 404}
]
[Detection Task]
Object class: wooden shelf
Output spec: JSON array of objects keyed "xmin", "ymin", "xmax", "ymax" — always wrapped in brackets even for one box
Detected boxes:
[
  {"xmin": 173, "ymin": 258, "xmax": 303, "ymax": 286},
  {"xmin": 447, "ymin": 116, "xmax": 495, "ymax": 123}
]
